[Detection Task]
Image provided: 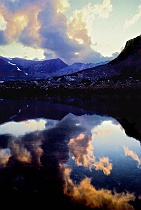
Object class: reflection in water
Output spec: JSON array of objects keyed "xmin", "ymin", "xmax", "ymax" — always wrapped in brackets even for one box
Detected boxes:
[
  {"xmin": 68, "ymin": 132, "xmax": 112, "ymax": 175},
  {"xmin": 62, "ymin": 167, "xmax": 135, "ymax": 210},
  {"xmin": 0, "ymin": 113, "xmax": 141, "ymax": 209},
  {"xmin": 0, "ymin": 118, "xmax": 56, "ymax": 136},
  {"xmin": 124, "ymin": 146, "xmax": 141, "ymax": 168}
]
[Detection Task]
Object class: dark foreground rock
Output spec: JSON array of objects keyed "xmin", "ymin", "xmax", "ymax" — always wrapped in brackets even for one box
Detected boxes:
[{"xmin": 0, "ymin": 78, "xmax": 141, "ymax": 99}]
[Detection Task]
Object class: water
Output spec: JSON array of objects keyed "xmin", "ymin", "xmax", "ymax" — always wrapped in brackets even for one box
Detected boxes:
[{"xmin": 0, "ymin": 98, "xmax": 141, "ymax": 210}]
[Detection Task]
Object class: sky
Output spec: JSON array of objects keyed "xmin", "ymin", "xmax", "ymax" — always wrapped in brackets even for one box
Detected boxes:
[{"xmin": 0, "ymin": 0, "xmax": 141, "ymax": 64}]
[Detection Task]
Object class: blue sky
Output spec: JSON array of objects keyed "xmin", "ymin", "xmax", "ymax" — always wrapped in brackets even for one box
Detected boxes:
[{"xmin": 0, "ymin": 0, "xmax": 141, "ymax": 64}]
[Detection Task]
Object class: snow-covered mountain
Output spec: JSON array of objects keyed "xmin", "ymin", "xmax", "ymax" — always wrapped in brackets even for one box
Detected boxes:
[
  {"xmin": 0, "ymin": 57, "xmax": 68, "ymax": 80},
  {"xmin": 9, "ymin": 57, "xmax": 69, "ymax": 79},
  {"xmin": 0, "ymin": 56, "xmax": 107, "ymax": 80},
  {"xmin": 50, "ymin": 61, "xmax": 108, "ymax": 77},
  {"xmin": 0, "ymin": 56, "xmax": 26, "ymax": 79}
]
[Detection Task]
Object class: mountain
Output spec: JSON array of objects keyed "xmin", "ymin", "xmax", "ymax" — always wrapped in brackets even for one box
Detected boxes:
[
  {"xmin": 0, "ymin": 34, "xmax": 141, "ymax": 81},
  {"xmin": 109, "ymin": 35, "xmax": 141, "ymax": 65},
  {"xmin": 11, "ymin": 57, "xmax": 68, "ymax": 78},
  {"xmin": 73, "ymin": 35, "xmax": 141, "ymax": 82},
  {"xmin": 5, "ymin": 57, "xmax": 68, "ymax": 79},
  {"xmin": 0, "ymin": 56, "xmax": 26, "ymax": 79},
  {"xmin": 0, "ymin": 57, "xmax": 69, "ymax": 80},
  {"xmin": 0, "ymin": 55, "xmax": 107, "ymax": 80},
  {"xmin": 50, "ymin": 61, "xmax": 109, "ymax": 77}
]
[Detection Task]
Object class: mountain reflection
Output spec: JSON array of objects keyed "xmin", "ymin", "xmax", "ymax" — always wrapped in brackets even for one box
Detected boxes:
[{"xmin": 0, "ymin": 113, "xmax": 141, "ymax": 209}]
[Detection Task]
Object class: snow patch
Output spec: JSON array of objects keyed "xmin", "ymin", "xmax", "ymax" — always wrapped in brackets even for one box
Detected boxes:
[
  {"xmin": 17, "ymin": 67, "xmax": 22, "ymax": 71},
  {"xmin": 8, "ymin": 61, "xmax": 16, "ymax": 66}
]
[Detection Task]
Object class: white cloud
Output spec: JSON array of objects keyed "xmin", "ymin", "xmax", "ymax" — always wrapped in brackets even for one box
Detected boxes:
[
  {"xmin": 68, "ymin": 0, "xmax": 113, "ymax": 31},
  {"xmin": 66, "ymin": 0, "xmax": 113, "ymax": 62},
  {"xmin": 57, "ymin": 0, "xmax": 70, "ymax": 12},
  {"xmin": 125, "ymin": 4, "xmax": 141, "ymax": 28},
  {"xmin": 0, "ymin": 0, "xmax": 113, "ymax": 63},
  {"xmin": 90, "ymin": 0, "xmax": 113, "ymax": 19}
]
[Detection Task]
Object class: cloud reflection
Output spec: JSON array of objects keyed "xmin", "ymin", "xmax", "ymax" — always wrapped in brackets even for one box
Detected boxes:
[
  {"xmin": 68, "ymin": 133, "xmax": 94, "ymax": 168},
  {"xmin": 93, "ymin": 157, "xmax": 112, "ymax": 175},
  {"xmin": 9, "ymin": 140, "xmax": 32, "ymax": 163},
  {"xmin": 0, "ymin": 113, "xmax": 140, "ymax": 209},
  {"xmin": 0, "ymin": 148, "xmax": 11, "ymax": 167},
  {"xmin": 0, "ymin": 118, "xmax": 47, "ymax": 136},
  {"xmin": 68, "ymin": 132, "xmax": 112, "ymax": 175},
  {"xmin": 124, "ymin": 146, "xmax": 141, "ymax": 167},
  {"xmin": 62, "ymin": 165, "xmax": 135, "ymax": 210}
]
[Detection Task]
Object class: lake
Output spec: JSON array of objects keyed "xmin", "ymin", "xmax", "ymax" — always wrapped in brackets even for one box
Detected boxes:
[{"xmin": 0, "ymin": 95, "xmax": 141, "ymax": 210}]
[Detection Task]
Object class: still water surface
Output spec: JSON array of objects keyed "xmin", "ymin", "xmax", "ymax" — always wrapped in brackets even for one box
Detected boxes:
[{"xmin": 0, "ymin": 99, "xmax": 141, "ymax": 210}]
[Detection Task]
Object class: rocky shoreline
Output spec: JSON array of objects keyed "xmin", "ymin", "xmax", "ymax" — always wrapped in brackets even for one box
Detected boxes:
[
  {"xmin": 0, "ymin": 78, "xmax": 141, "ymax": 143},
  {"xmin": 0, "ymin": 78, "xmax": 141, "ymax": 99}
]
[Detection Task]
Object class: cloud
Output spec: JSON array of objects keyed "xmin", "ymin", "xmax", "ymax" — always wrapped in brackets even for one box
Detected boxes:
[
  {"xmin": 67, "ymin": 0, "xmax": 113, "ymax": 42},
  {"xmin": 57, "ymin": 0, "xmax": 70, "ymax": 12},
  {"xmin": 0, "ymin": 0, "xmax": 42, "ymax": 47},
  {"xmin": 66, "ymin": 0, "xmax": 113, "ymax": 63},
  {"xmin": 88, "ymin": 0, "xmax": 113, "ymax": 19},
  {"xmin": 125, "ymin": 4, "xmax": 141, "ymax": 28},
  {"xmin": 38, "ymin": 1, "xmax": 86, "ymax": 63},
  {"xmin": 0, "ymin": 0, "xmax": 84, "ymax": 63},
  {"xmin": 0, "ymin": 0, "xmax": 113, "ymax": 63},
  {"xmin": 67, "ymin": 9, "xmax": 92, "ymax": 46},
  {"xmin": 124, "ymin": 146, "xmax": 141, "ymax": 167},
  {"xmin": 62, "ymin": 166, "xmax": 135, "ymax": 210}
]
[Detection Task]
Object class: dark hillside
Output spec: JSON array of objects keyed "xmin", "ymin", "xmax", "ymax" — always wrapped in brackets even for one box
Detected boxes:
[{"xmin": 109, "ymin": 35, "xmax": 141, "ymax": 64}]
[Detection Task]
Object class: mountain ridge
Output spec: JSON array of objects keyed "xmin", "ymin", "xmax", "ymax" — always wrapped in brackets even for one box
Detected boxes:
[
  {"xmin": 72, "ymin": 34, "xmax": 141, "ymax": 82},
  {"xmin": 0, "ymin": 55, "xmax": 109, "ymax": 80},
  {"xmin": 0, "ymin": 34, "xmax": 141, "ymax": 81}
]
